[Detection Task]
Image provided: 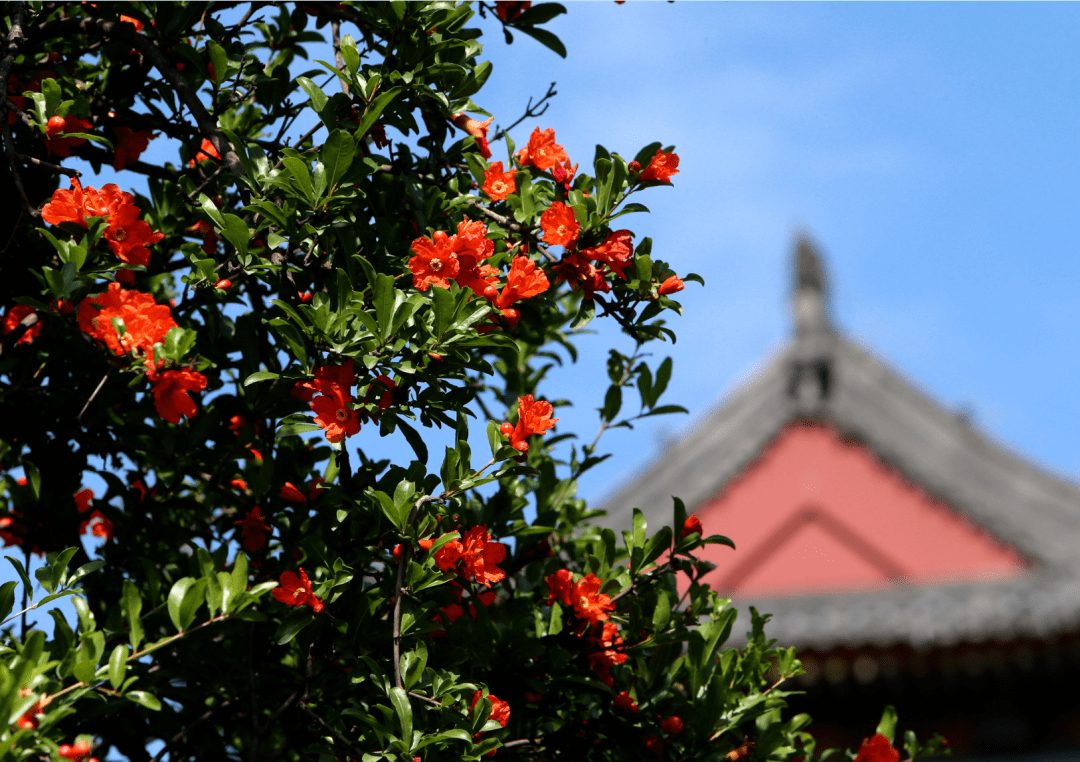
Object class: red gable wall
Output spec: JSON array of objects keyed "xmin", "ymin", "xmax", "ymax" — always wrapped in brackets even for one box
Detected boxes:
[{"xmin": 691, "ymin": 423, "xmax": 1028, "ymax": 598}]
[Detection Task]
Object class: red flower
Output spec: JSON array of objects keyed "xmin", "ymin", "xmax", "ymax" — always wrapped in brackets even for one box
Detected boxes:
[
  {"xmin": 470, "ymin": 690, "xmax": 511, "ymax": 728},
  {"xmin": 551, "ymin": 159, "xmax": 578, "ymax": 191},
  {"xmin": 853, "ymin": 734, "xmax": 900, "ymax": 762},
  {"xmin": 419, "ymin": 538, "xmax": 434, "ymax": 551},
  {"xmin": 450, "ymin": 112, "xmax": 494, "ymax": 160},
  {"xmin": 280, "ymin": 479, "xmax": 326, "ymax": 503},
  {"xmin": 515, "ymin": 127, "xmax": 567, "ymax": 170},
  {"xmin": 112, "ymin": 126, "xmax": 157, "ymax": 170},
  {"xmin": 552, "ymin": 253, "xmax": 611, "ymax": 299},
  {"xmin": 2, "ymin": 305, "xmax": 41, "ymax": 345},
  {"xmin": 540, "ymin": 201, "xmax": 579, "ymax": 247},
  {"xmin": 681, "ymin": 513, "xmax": 703, "ymax": 538},
  {"xmin": 79, "ymin": 510, "xmax": 115, "ymax": 541},
  {"xmin": 119, "ymin": 14, "xmax": 144, "ymax": 32},
  {"xmin": 229, "ymin": 415, "xmax": 247, "ymax": 431},
  {"xmin": 311, "ymin": 394, "xmax": 361, "ymax": 443},
  {"xmin": 494, "ymin": 1, "xmax": 531, "ymax": 21},
  {"xmin": 458, "ymin": 525, "xmax": 507, "ymax": 587},
  {"xmin": 450, "ymin": 219, "xmax": 498, "ymax": 297},
  {"xmin": 44, "ymin": 115, "xmax": 93, "ymax": 157},
  {"xmin": 572, "ymin": 574, "xmax": 615, "ymax": 624},
  {"xmin": 545, "ymin": 569, "xmax": 574, "ymax": 606},
  {"xmin": 579, "ymin": 229, "xmax": 634, "ymax": 280},
  {"xmin": 292, "ymin": 360, "xmax": 357, "ymax": 403},
  {"xmin": 103, "ymin": 202, "xmax": 164, "ymax": 274},
  {"xmin": 495, "ymin": 256, "xmax": 550, "ymax": 319},
  {"xmin": 41, "ymin": 177, "xmax": 87, "ymax": 227},
  {"xmin": 77, "ymin": 282, "xmax": 177, "ymax": 361},
  {"xmin": 50, "ymin": 299, "xmax": 74, "ymax": 315},
  {"xmin": 614, "ymin": 691, "xmax": 638, "ymax": 713},
  {"xmin": 234, "ymin": 507, "xmax": 270, "ymax": 552},
  {"xmin": 230, "ymin": 478, "xmax": 248, "ymax": 491},
  {"xmin": 660, "ymin": 716, "xmax": 683, "ymax": 734},
  {"xmin": 658, "ymin": 275, "xmax": 685, "ymax": 296},
  {"xmin": 503, "ymin": 394, "xmax": 558, "ymax": 454},
  {"xmin": 409, "ymin": 230, "xmax": 459, "ymax": 291},
  {"xmin": 433, "ymin": 533, "xmax": 464, "ymax": 572},
  {"xmin": 482, "ymin": 160, "xmax": 516, "ymax": 201},
  {"xmin": 188, "ymin": 137, "xmax": 221, "ymax": 167},
  {"xmin": 638, "ymin": 149, "xmax": 680, "ymax": 183},
  {"xmin": 148, "ymin": 369, "xmax": 207, "ymax": 424},
  {"xmin": 74, "ymin": 488, "xmax": 93, "ymax": 514},
  {"xmin": 272, "ymin": 567, "xmax": 324, "ymax": 614},
  {"xmin": 586, "ymin": 621, "xmax": 626, "ymax": 686}
]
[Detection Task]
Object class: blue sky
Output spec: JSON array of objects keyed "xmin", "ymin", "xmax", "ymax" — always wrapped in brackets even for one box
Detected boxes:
[{"xmin": 12, "ymin": 3, "xmax": 1080, "ymax": 612}]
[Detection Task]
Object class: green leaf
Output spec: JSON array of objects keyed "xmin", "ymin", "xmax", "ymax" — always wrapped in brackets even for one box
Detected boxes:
[
  {"xmin": 244, "ymin": 371, "xmax": 280, "ymax": 386},
  {"xmin": 354, "ymin": 87, "xmax": 402, "ymax": 140},
  {"xmin": 127, "ymin": 691, "xmax": 162, "ymax": 711},
  {"xmin": 206, "ymin": 41, "xmax": 228, "ymax": 84},
  {"xmin": 876, "ymin": 705, "xmax": 898, "ymax": 744},
  {"xmin": 601, "ymin": 385, "xmax": 622, "ymax": 422},
  {"xmin": 276, "ymin": 422, "xmax": 322, "ymax": 439},
  {"xmin": 275, "ymin": 607, "xmax": 315, "ymax": 645},
  {"xmin": 548, "ymin": 601, "xmax": 563, "ymax": 636},
  {"xmin": 322, "ymin": 129, "xmax": 355, "ymax": 190},
  {"xmin": 339, "ymin": 34, "xmax": 360, "ymax": 75},
  {"xmin": 516, "ymin": 24, "xmax": 567, "ymax": 57},
  {"xmin": 296, "ymin": 76, "xmax": 328, "ymax": 114},
  {"xmin": 122, "ymin": 579, "xmax": 144, "ymax": 651},
  {"xmin": 395, "ymin": 418, "xmax": 429, "ymax": 465},
  {"xmin": 282, "ymin": 156, "xmax": 316, "ymax": 205},
  {"xmin": 24, "ymin": 462, "xmax": 41, "ymax": 500},
  {"xmin": 373, "ymin": 273, "xmax": 396, "ymax": 340},
  {"xmin": 220, "ymin": 213, "xmax": 250, "ymax": 259},
  {"xmin": 431, "ymin": 283, "xmax": 455, "ymax": 337},
  {"xmin": 516, "ymin": 3, "xmax": 568, "ymax": 25},
  {"xmin": 389, "ymin": 686, "xmax": 413, "ymax": 743},
  {"xmin": 638, "ymin": 526, "xmax": 672, "ymax": 572},
  {"xmin": 0, "ymin": 580, "xmax": 17, "ymax": 622},
  {"xmin": 167, "ymin": 577, "xmax": 195, "ymax": 633},
  {"xmin": 571, "ymin": 299, "xmax": 595, "ymax": 330},
  {"xmin": 652, "ymin": 589, "xmax": 671, "ymax": 630},
  {"xmin": 198, "ymin": 193, "xmax": 226, "ymax": 228},
  {"xmin": 632, "ymin": 508, "xmax": 646, "ymax": 551},
  {"xmin": 108, "ymin": 644, "xmax": 128, "ymax": 689}
]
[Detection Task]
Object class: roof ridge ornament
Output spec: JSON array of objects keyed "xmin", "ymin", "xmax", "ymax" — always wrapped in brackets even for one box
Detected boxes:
[{"xmin": 793, "ymin": 233, "xmax": 829, "ymax": 336}]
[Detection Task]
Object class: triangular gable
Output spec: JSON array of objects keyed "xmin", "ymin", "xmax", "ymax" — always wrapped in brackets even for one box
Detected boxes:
[{"xmin": 691, "ymin": 423, "xmax": 1028, "ymax": 599}]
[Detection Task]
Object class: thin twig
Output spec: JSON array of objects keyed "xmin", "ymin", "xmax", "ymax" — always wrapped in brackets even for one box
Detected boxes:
[
  {"xmin": 298, "ymin": 702, "xmax": 366, "ymax": 758},
  {"xmin": 16, "ymin": 153, "xmax": 81, "ymax": 177},
  {"xmin": 331, "ymin": 20, "xmax": 351, "ymax": 99},
  {"xmin": 77, "ymin": 371, "xmax": 111, "ymax": 422},
  {"xmin": 150, "ymin": 701, "xmax": 230, "ymax": 762},
  {"xmin": 490, "ymin": 81, "xmax": 557, "ymax": 143},
  {"xmin": 462, "ymin": 198, "xmax": 556, "ymax": 263}
]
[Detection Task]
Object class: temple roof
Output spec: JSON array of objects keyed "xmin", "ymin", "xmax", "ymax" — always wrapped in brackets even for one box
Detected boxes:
[{"xmin": 594, "ymin": 236, "xmax": 1080, "ymax": 650}]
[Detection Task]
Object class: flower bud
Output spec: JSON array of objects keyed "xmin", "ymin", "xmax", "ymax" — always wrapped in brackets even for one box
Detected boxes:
[
  {"xmin": 215, "ymin": 278, "xmax": 232, "ymax": 291},
  {"xmin": 661, "ymin": 715, "xmax": 684, "ymax": 734},
  {"xmin": 658, "ymin": 275, "xmax": 684, "ymax": 296}
]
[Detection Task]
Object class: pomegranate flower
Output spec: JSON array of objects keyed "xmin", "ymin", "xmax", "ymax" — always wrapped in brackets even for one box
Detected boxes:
[
  {"xmin": 500, "ymin": 394, "xmax": 558, "ymax": 454},
  {"xmin": 482, "ymin": 160, "xmax": 516, "ymax": 202},
  {"xmin": 272, "ymin": 567, "xmax": 325, "ymax": 614},
  {"xmin": 638, "ymin": 149, "xmax": 680, "ymax": 183},
  {"xmin": 147, "ymin": 368, "xmax": 208, "ymax": 424},
  {"xmin": 450, "ymin": 112, "xmax": 494, "ymax": 160}
]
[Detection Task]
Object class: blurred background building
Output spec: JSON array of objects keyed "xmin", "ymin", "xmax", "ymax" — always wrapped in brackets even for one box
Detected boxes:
[{"xmin": 596, "ymin": 237, "xmax": 1080, "ymax": 760}]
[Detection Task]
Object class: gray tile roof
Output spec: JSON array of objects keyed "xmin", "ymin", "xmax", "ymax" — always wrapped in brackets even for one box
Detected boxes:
[{"xmin": 593, "ymin": 236, "xmax": 1080, "ymax": 650}]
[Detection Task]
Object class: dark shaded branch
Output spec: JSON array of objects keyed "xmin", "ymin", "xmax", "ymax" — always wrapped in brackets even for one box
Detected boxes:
[{"xmin": 1, "ymin": 3, "xmax": 32, "ymax": 214}]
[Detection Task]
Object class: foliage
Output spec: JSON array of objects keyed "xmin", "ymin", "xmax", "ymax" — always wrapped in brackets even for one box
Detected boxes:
[{"xmin": 0, "ymin": 2, "xmax": 949, "ymax": 760}]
